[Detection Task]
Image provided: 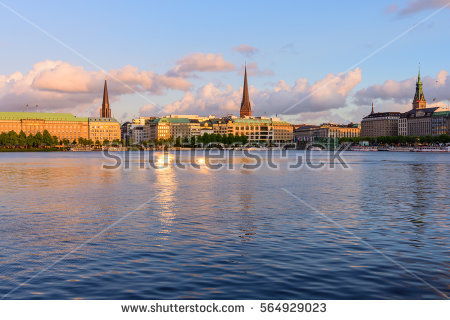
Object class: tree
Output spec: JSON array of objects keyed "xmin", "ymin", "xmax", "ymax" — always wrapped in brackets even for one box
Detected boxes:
[
  {"xmin": 438, "ymin": 134, "xmax": 450, "ymax": 144},
  {"xmin": 7, "ymin": 131, "xmax": 18, "ymax": 146},
  {"xmin": 26, "ymin": 133, "xmax": 34, "ymax": 148},
  {"xmin": 18, "ymin": 131, "xmax": 27, "ymax": 146},
  {"xmin": 42, "ymin": 130, "xmax": 53, "ymax": 146},
  {"xmin": 190, "ymin": 135, "xmax": 196, "ymax": 147},
  {"xmin": 167, "ymin": 136, "xmax": 174, "ymax": 146},
  {"xmin": 103, "ymin": 139, "xmax": 110, "ymax": 146},
  {"xmin": 175, "ymin": 136, "xmax": 182, "ymax": 147},
  {"xmin": 72, "ymin": 139, "xmax": 77, "ymax": 145},
  {"xmin": 0, "ymin": 132, "xmax": 7, "ymax": 146},
  {"xmin": 34, "ymin": 132, "xmax": 43, "ymax": 147}
]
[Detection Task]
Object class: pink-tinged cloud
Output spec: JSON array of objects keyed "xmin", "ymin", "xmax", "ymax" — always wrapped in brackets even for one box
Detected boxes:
[
  {"xmin": 167, "ymin": 53, "xmax": 235, "ymax": 77},
  {"xmin": 158, "ymin": 68, "xmax": 362, "ymax": 117},
  {"xmin": 354, "ymin": 70, "xmax": 449, "ymax": 106},
  {"xmin": 232, "ymin": 44, "xmax": 259, "ymax": 56},
  {"xmin": 0, "ymin": 60, "xmax": 191, "ymax": 115},
  {"xmin": 239, "ymin": 62, "xmax": 274, "ymax": 77},
  {"xmin": 386, "ymin": 0, "xmax": 449, "ymax": 16}
]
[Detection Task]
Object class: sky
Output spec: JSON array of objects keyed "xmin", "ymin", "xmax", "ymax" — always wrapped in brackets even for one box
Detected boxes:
[{"xmin": 0, "ymin": 0, "xmax": 449, "ymax": 124}]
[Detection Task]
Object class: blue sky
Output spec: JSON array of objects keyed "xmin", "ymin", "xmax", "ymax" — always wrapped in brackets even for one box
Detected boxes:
[{"xmin": 0, "ymin": 0, "xmax": 449, "ymax": 123}]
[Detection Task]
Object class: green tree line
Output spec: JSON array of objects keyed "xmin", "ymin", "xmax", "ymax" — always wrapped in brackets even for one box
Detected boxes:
[
  {"xmin": 134, "ymin": 133, "xmax": 249, "ymax": 148},
  {"xmin": 0, "ymin": 130, "xmax": 122, "ymax": 148}
]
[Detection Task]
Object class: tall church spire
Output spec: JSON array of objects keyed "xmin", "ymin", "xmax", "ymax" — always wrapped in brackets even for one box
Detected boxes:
[
  {"xmin": 240, "ymin": 65, "xmax": 251, "ymax": 118},
  {"xmin": 101, "ymin": 79, "xmax": 111, "ymax": 118},
  {"xmin": 413, "ymin": 63, "xmax": 426, "ymax": 110}
]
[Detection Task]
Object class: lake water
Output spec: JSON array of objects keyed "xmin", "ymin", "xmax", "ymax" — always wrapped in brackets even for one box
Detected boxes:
[{"xmin": 0, "ymin": 151, "xmax": 448, "ymax": 299}]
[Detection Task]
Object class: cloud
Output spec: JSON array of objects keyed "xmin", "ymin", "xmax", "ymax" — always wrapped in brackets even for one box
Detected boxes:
[
  {"xmin": 354, "ymin": 70, "xmax": 450, "ymax": 106},
  {"xmin": 0, "ymin": 60, "xmax": 191, "ymax": 115},
  {"xmin": 139, "ymin": 103, "xmax": 164, "ymax": 116},
  {"xmin": 232, "ymin": 44, "xmax": 259, "ymax": 57},
  {"xmin": 158, "ymin": 68, "xmax": 362, "ymax": 117},
  {"xmin": 280, "ymin": 43, "xmax": 299, "ymax": 55},
  {"xmin": 167, "ymin": 53, "xmax": 235, "ymax": 77},
  {"xmin": 386, "ymin": 0, "xmax": 450, "ymax": 16},
  {"xmin": 239, "ymin": 62, "xmax": 274, "ymax": 77}
]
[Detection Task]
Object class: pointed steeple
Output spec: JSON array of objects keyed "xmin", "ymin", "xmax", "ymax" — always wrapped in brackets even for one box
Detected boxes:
[
  {"xmin": 371, "ymin": 102, "xmax": 374, "ymax": 114},
  {"xmin": 413, "ymin": 63, "xmax": 426, "ymax": 109},
  {"xmin": 101, "ymin": 79, "xmax": 111, "ymax": 118},
  {"xmin": 240, "ymin": 64, "xmax": 252, "ymax": 118}
]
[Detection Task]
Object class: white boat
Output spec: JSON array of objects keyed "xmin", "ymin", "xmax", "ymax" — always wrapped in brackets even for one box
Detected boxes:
[
  {"xmin": 390, "ymin": 147, "xmax": 413, "ymax": 152},
  {"xmin": 411, "ymin": 146, "xmax": 449, "ymax": 152},
  {"xmin": 350, "ymin": 146, "xmax": 378, "ymax": 152}
]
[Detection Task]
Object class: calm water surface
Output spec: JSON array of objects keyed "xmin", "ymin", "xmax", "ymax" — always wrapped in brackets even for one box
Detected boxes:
[{"xmin": 0, "ymin": 151, "xmax": 448, "ymax": 299}]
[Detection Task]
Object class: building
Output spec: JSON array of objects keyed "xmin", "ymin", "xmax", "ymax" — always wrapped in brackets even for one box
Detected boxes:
[
  {"xmin": 293, "ymin": 125, "xmax": 320, "ymax": 142},
  {"xmin": 100, "ymin": 80, "xmax": 111, "ymax": 118},
  {"xmin": 211, "ymin": 118, "xmax": 229, "ymax": 135},
  {"xmin": 88, "ymin": 117, "xmax": 121, "ymax": 143},
  {"xmin": 431, "ymin": 110, "xmax": 450, "ymax": 136},
  {"xmin": 89, "ymin": 79, "xmax": 121, "ymax": 143},
  {"xmin": 0, "ymin": 112, "xmax": 89, "ymax": 141},
  {"xmin": 0, "ymin": 80, "xmax": 120, "ymax": 144},
  {"xmin": 145, "ymin": 117, "xmax": 172, "ymax": 141},
  {"xmin": 294, "ymin": 123, "xmax": 360, "ymax": 141},
  {"xmin": 412, "ymin": 64, "xmax": 427, "ymax": 110},
  {"xmin": 361, "ymin": 104, "xmax": 400, "ymax": 137},
  {"xmin": 121, "ymin": 121, "xmax": 132, "ymax": 143},
  {"xmin": 398, "ymin": 66, "xmax": 450, "ymax": 137},
  {"xmin": 401, "ymin": 107, "xmax": 438, "ymax": 136},
  {"xmin": 240, "ymin": 66, "xmax": 252, "ymax": 118},
  {"xmin": 131, "ymin": 125, "xmax": 145, "ymax": 144},
  {"xmin": 132, "ymin": 117, "xmax": 156, "ymax": 125},
  {"xmin": 137, "ymin": 67, "xmax": 294, "ymax": 144},
  {"xmin": 225, "ymin": 117, "xmax": 293, "ymax": 143}
]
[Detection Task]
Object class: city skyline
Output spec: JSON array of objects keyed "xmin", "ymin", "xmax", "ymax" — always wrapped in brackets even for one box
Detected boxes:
[{"xmin": 0, "ymin": 1, "xmax": 449, "ymax": 125}]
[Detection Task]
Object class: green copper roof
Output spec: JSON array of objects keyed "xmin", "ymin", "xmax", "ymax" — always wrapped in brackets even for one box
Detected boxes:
[
  {"xmin": 0, "ymin": 112, "xmax": 88, "ymax": 122},
  {"xmin": 432, "ymin": 111, "xmax": 450, "ymax": 117},
  {"xmin": 414, "ymin": 64, "xmax": 426, "ymax": 102},
  {"xmin": 272, "ymin": 120, "xmax": 291, "ymax": 125},
  {"xmin": 232, "ymin": 118, "xmax": 290, "ymax": 125},
  {"xmin": 152, "ymin": 117, "xmax": 190, "ymax": 124},
  {"xmin": 232, "ymin": 118, "xmax": 272, "ymax": 124},
  {"xmin": 88, "ymin": 117, "xmax": 119, "ymax": 122}
]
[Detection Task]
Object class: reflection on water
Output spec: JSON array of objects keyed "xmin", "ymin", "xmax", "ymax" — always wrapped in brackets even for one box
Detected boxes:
[
  {"xmin": 154, "ymin": 154, "xmax": 177, "ymax": 235},
  {"xmin": 0, "ymin": 151, "xmax": 449, "ymax": 299}
]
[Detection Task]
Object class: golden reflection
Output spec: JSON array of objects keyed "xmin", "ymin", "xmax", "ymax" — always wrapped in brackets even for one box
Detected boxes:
[{"xmin": 154, "ymin": 153, "xmax": 177, "ymax": 235}]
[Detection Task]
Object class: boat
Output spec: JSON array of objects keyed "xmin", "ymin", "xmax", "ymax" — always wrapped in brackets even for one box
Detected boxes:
[
  {"xmin": 390, "ymin": 147, "xmax": 413, "ymax": 152},
  {"xmin": 349, "ymin": 146, "xmax": 378, "ymax": 152},
  {"xmin": 411, "ymin": 146, "xmax": 449, "ymax": 152}
]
